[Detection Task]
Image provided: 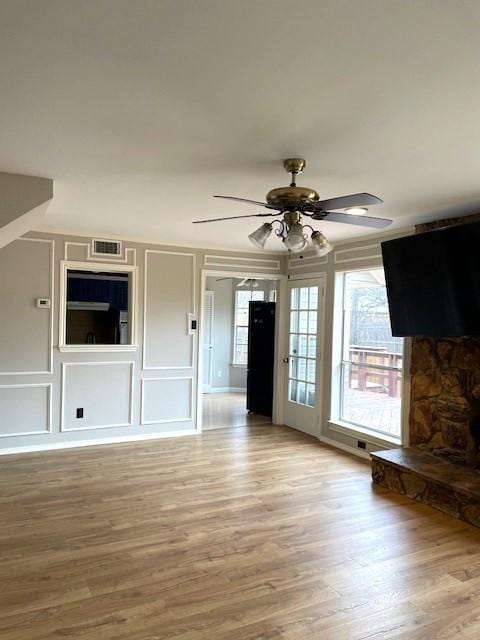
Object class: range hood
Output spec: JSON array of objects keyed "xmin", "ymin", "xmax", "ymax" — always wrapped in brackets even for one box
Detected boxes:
[{"xmin": 67, "ymin": 301, "xmax": 110, "ymax": 311}]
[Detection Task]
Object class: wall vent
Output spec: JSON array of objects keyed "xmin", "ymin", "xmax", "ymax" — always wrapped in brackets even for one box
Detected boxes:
[{"xmin": 92, "ymin": 239, "xmax": 122, "ymax": 257}]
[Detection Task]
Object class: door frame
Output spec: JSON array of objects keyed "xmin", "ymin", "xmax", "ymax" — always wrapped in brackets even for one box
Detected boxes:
[
  {"xmin": 283, "ymin": 274, "xmax": 327, "ymax": 438},
  {"xmin": 196, "ymin": 269, "xmax": 287, "ymax": 433}
]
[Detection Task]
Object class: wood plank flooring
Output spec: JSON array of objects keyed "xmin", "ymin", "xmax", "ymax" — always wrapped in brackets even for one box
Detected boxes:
[
  {"xmin": 202, "ymin": 392, "xmax": 270, "ymax": 430},
  {"xmin": 1, "ymin": 424, "xmax": 480, "ymax": 639}
]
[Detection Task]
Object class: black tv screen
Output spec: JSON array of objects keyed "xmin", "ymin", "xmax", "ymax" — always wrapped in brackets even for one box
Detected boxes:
[{"xmin": 381, "ymin": 221, "xmax": 480, "ymax": 337}]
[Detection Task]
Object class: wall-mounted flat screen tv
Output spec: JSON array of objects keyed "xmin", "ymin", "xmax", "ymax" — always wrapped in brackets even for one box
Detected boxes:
[{"xmin": 381, "ymin": 221, "xmax": 480, "ymax": 337}]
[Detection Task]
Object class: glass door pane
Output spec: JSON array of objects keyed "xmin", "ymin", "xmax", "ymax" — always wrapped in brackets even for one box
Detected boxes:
[{"xmin": 287, "ymin": 285, "xmax": 318, "ymax": 407}]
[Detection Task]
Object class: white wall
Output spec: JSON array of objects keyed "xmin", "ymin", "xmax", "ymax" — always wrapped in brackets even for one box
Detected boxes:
[{"xmin": 0, "ymin": 233, "xmax": 286, "ymax": 453}]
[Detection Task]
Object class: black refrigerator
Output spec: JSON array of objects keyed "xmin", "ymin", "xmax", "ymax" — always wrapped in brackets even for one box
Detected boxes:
[{"xmin": 246, "ymin": 301, "xmax": 276, "ymax": 416}]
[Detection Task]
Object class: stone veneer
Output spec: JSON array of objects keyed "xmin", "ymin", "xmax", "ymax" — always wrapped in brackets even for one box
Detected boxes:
[
  {"xmin": 410, "ymin": 337, "xmax": 480, "ymax": 466},
  {"xmin": 372, "ymin": 213, "xmax": 480, "ymax": 527}
]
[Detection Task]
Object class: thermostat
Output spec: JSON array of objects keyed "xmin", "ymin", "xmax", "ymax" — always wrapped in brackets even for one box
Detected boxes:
[{"xmin": 36, "ymin": 298, "xmax": 51, "ymax": 309}]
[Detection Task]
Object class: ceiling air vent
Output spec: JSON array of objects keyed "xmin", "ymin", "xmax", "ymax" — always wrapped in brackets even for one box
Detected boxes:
[{"xmin": 92, "ymin": 239, "xmax": 122, "ymax": 257}]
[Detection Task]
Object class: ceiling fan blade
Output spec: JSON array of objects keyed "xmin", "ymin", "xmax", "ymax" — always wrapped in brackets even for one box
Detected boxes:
[
  {"xmin": 313, "ymin": 192, "xmax": 384, "ymax": 211},
  {"xmin": 214, "ymin": 195, "xmax": 270, "ymax": 208},
  {"xmin": 192, "ymin": 213, "xmax": 275, "ymax": 224},
  {"xmin": 313, "ymin": 210, "xmax": 392, "ymax": 228}
]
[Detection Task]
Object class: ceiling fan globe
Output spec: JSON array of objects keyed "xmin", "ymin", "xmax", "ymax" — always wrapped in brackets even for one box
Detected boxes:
[
  {"xmin": 248, "ymin": 223, "xmax": 272, "ymax": 249},
  {"xmin": 311, "ymin": 230, "xmax": 333, "ymax": 257}
]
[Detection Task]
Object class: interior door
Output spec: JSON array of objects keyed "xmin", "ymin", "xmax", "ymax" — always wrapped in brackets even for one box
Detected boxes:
[
  {"xmin": 283, "ymin": 278, "xmax": 324, "ymax": 436},
  {"xmin": 202, "ymin": 291, "xmax": 214, "ymax": 392}
]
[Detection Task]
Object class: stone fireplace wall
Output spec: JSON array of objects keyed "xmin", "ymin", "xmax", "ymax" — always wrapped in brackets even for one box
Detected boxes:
[
  {"xmin": 409, "ymin": 213, "xmax": 480, "ymax": 467},
  {"xmin": 410, "ymin": 337, "xmax": 480, "ymax": 465}
]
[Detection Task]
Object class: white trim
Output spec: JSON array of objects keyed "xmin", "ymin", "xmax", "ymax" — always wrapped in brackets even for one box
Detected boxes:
[
  {"xmin": 0, "ymin": 383, "xmax": 52, "ymax": 437},
  {"xmin": 142, "ymin": 249, "xmax": 196, "ymax": 370},
  {"xmin": 334, "ymin": 243, "xmax": 382, "ymax": 264},
  {"xmin": 91, "ymin": 238, "xmax": 123, "ymax": 259},
  {"xmin": 58, "ymin": 260, "xmax": 138, "ymax": 351},
  {"xmin": 0, "ymin": 429, "xmax": 198, "ymax": 456},
  {"xmin": 288, "ymin": 255, "xmax": 328, "ymax": 269},
  {"xmin": 64, "ymin": 241, "xmax": 88, "ymax": 261},
  {"xmin": 327, "ymin": 420, "xmax": 401, "ymax": 448},
  {"xmin": 39, "ymin": 226, "xmax": 285, "ymax": 255},
  {"xmin": 204, "ymin": 386, "xmax": 247, "ymax": 394},
  {"xmin": 0, "ymin": 237, "xmax": 54, "ymax": 376},
  {"xmin": 64, "ymin": 240, "xmax": 137, "ymax": 265},
  {"xmin": 283, "ymin": 275, "xmax": 327, "ymax": 438},
  {"xmin": 140, "ymin": 376, "xmax": 194, "ymax": 425},
  {"xmin": 332, "ymin": 226, "xmax": 415, "ymax": 247},
  {"xmin": 329, "ymin": 266, "xmax": 406, "ymax": 445},
  {"xmin": 288, "ymin": 271, "xmax": 328, "ymax": 281},
  {"xmin": 318, "ymin": 435, "xmax": 371, "ymax": 460},
  {"xmin": 60, "ymin": 361, "xmax": 134, "ymax": 431},
  {"xmin": 204, "ymin": 254, "xmax": 281, "ymax": 271},
  {"xmin": 197, "ymin": 268, "xmax": 286, "ymax": 434},
  {"xmin": 58, "ymin": 345, "xmax": 139, "ymax": 353}
]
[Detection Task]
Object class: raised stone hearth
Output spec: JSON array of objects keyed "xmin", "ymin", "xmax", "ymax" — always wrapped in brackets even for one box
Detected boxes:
[
  {"xmin": 371, "ymin": 448, "xmax": 480, "ymax": 528},
  {"xmin": 371, "ymin": 212, "xmax": 480, "ymax": 528}
]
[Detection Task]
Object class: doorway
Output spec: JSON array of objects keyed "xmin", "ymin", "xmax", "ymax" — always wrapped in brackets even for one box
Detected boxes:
[{"xmin": 199, "ymin": 274, "xmax": 280, "ymax": 431}]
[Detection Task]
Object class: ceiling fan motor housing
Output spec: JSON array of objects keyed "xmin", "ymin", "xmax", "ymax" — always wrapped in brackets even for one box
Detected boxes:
[{"xmin": 266, "ymin": 185, "xmax": 319, "ymax": 208}]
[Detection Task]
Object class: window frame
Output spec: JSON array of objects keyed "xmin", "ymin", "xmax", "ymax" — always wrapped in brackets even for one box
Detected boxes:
[
  {"xmin": 58, "ymin": 260, "xmax": 138, "ymax": 352},
  {"xmin": 232, "ymin": 288, "xmax": 265, "ymax": 366},
  {"xmin": 330, "ymin": 266, "xmax": 407, "ymax": 445}
]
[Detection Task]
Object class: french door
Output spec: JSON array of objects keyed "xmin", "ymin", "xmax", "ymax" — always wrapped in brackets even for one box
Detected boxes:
[{"xmin": 283, "ymin": 277, "xmax": 324, "ymax": 436}]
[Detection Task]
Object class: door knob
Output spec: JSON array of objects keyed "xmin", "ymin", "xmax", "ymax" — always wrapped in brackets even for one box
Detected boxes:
[{"xmin": 283, "ymin": 357, "xmax": 289, "ymax": 363}]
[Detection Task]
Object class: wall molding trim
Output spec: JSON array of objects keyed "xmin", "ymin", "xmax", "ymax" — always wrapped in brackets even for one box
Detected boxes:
[
  {"xmin": 0, "ymin": 237, "xmax": 54, "ymax": 376},
  {"xmin": 0, "ymin": 382, "xmax": 52, "ymax": 437},
  {"xmin": 288, "ymin": 254, "xmax": 328, "ymax": 270},
  {"xmin": 143, "ymin": 249, "xmax": 196, "ymax": 370},
  {"xmin": 334, "ymin": 243, "xmax": 382, "ymax": 265},
  {"xmin": 140, "ymin": 375, "xmax": 194, "ymax": 425},
  {"xmin": 0, "ymin": 428, "xmax": 198, "ymax": 456},
  {"xmin": 64, "ymin": 239, "xmax": 137, "ymax": 265},
  {"xmin": 204, "ymin": 254, "xmax": 281, "ymax": 271},
  {"xmin": 60, "ymin": 361, "xmax": 135, "ymax": 432},
  {"xmin": 205, "ymin": 386, "xmax": 247, "ymax": 394}
]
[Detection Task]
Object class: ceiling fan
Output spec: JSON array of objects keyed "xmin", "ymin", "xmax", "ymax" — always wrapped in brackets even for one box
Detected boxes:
[
  {"xmin": 216, "ymin": 277, "xmax": 259, "ymax": 288},
  {"xmin": 193, "ymin": 158, "xmax": 392, "ymax": 255}
]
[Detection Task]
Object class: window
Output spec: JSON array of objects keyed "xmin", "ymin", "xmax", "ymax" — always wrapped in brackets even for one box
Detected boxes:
[
  {"xmin": 60, "ymin": 262, "xmax": 136, "ymax": 351},
  {"xmin": 339, "ymin": 268, "xmax": 403, "ymax": 439},
  {"xmin": 233, "ymin": 289, "xmax": 265, "ymax": 365}
]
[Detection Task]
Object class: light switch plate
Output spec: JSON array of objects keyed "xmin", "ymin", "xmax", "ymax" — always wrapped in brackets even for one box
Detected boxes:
[{"xmin": 36, "ymin": 298, "xmax": 51, "ymax": 309}]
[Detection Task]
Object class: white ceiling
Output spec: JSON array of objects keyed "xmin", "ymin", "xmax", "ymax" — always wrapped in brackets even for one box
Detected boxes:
[{"xmin": 1, "ymin": 0, "xmax": 480, "ymax": 252}]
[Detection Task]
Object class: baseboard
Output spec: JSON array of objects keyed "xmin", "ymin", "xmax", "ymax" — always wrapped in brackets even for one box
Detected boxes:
[
  {"xmin": 205, "ymin": 387, "xmax": 247, "ymax": 394},
  {"xmin": 319, "ymin": 435, "xmax": 371, "ymax": 461},
  {"xmin": 0, "ymin": 429, "xmax": 198, "ymax": 456}
]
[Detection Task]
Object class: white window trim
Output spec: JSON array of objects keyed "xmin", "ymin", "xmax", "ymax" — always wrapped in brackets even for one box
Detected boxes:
[
  {"xmin": 232, "ymin": 288, "xmax": 265, "ymax": 366},
  {"xmin": 330, "ymin": 267, "xmax": 406, "ymax": 445},
  {"xmin": 58, "ymin": 260, "xmax": 138, "ymax": 352}
]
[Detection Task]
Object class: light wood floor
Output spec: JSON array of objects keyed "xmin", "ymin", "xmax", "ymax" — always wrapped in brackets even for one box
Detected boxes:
[
  {"xmin": 202, "ymin": 392, "xmax": 270, "ymax": 430},
  {"xmin": 1, "ymin": 425, "xmax": 480, "ymax": 639}
]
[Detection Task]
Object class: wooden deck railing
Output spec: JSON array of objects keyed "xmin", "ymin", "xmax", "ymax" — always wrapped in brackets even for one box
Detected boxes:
[{"xmin": 348, "ymin": 347, "xmax": 403, "ymax": 398}]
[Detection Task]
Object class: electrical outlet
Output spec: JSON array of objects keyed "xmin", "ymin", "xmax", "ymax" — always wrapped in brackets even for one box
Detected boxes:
[
  {"xmin": 217, "ymin": 370, "xmax": 222, "ymax": 378},
  {"xmin": 76, "ymin": 408, "xmax": 84, "ymax": 419}
]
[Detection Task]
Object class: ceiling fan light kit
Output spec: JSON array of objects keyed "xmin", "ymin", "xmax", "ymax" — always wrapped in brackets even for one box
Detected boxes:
[{"xmin": 193, "ymin": 158, "xmax": 392, "ymax": 254}]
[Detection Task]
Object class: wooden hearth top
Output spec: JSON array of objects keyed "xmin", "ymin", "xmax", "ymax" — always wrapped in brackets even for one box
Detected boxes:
[{"xmin": 371, "ymin": 448, "xmax": 480, "ymax": 501}]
